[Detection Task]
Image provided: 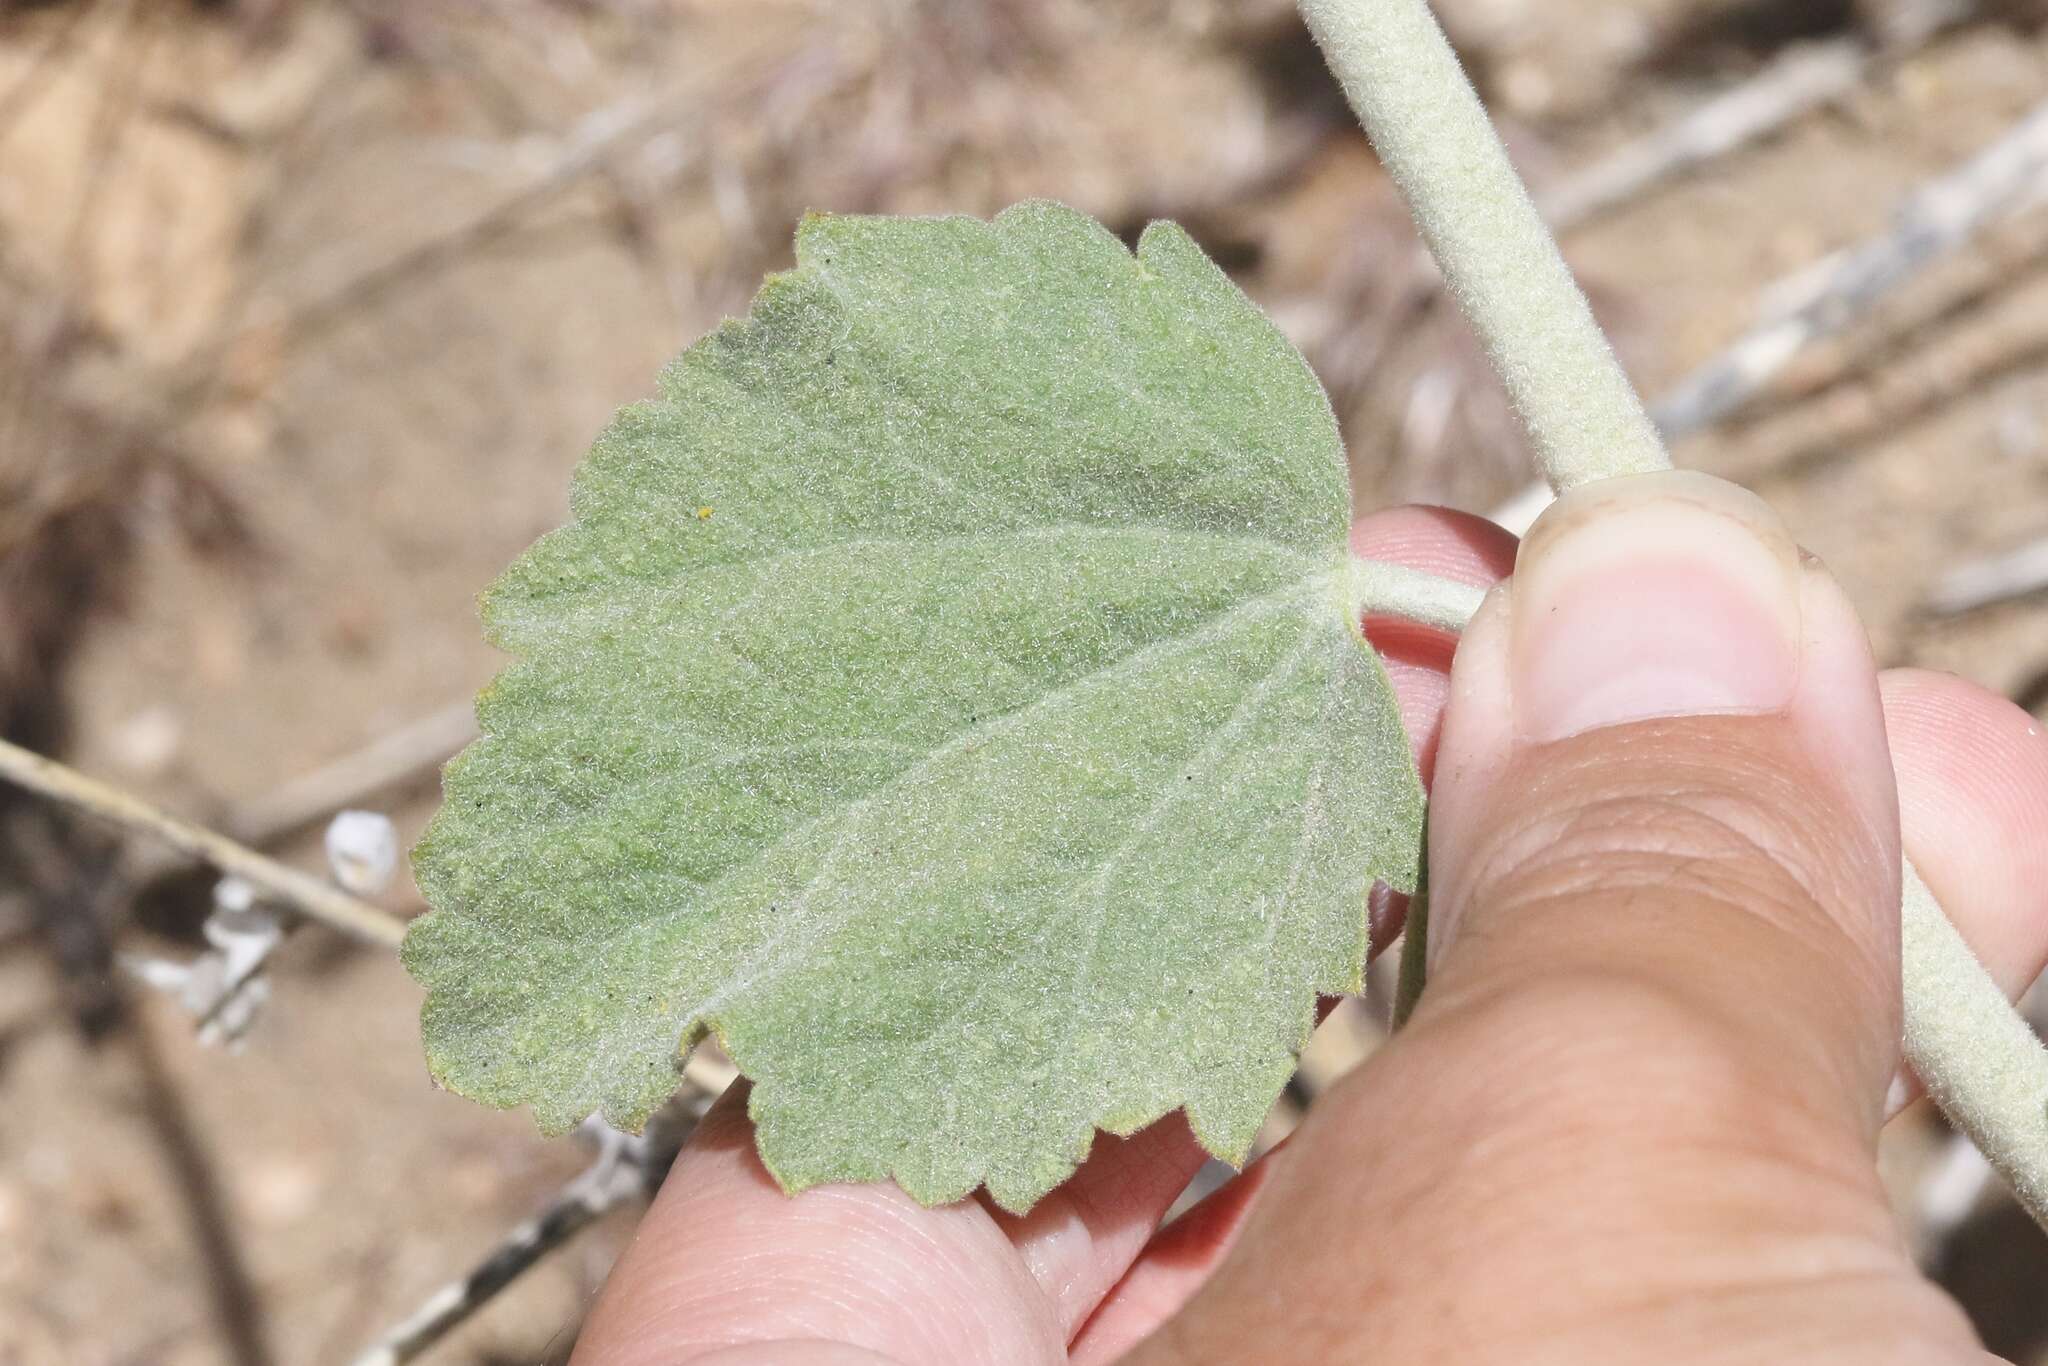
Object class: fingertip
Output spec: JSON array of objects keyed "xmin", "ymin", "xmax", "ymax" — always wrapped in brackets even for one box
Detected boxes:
[
  {"xmin": 1065, "ymin": 1147, "xmax": 1284, "ymax": 1365},
  {"xmin": 1883, "ymin": 667, "xmax": 2048, "ymax": 999},
  {"xmin": 1348, "ymin": 504, "xmax": 1520, "ymax": 586}
]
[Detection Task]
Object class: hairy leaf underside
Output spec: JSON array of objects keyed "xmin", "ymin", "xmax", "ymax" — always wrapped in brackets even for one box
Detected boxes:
[{"xmin": 405, "ymin": 201, "xmax": 1424, "ymax": 1212}]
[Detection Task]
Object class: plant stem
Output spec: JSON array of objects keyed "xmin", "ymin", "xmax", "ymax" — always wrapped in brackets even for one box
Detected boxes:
[
  {"xmin": 0, "ymin": 737, "xmax": 408, "ymax": 949},
  {"xmin": 1346, "ymin": 557, "xmax": 1488, "ymax": 635},
  {"xmin": 1902, "ymin": 860, "xmax": 2048, "ymax": 1228},
  {"xmin": 1296, "ymin": 0, "xmax": 1668, "ymax": 490}
]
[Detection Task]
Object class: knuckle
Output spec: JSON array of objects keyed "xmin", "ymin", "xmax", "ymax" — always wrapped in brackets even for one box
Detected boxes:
[
  {"xmin": 1375, "ymin": 970, "xmax": 1891, "ymax": 1237},
  {"xmin": 1452, "ymin": 717, "xmax": 1892, "ymax": 967}
]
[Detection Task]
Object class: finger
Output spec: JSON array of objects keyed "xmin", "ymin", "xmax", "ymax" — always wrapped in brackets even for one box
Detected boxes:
[
  {"xmin": 1884, "ymin": 668, "xmax": 2048, "ymax": 999},
  {"xmin": 1126, "ymin": 471, "xmax": 1981, "ymax": 1362},
  {"xmin": 1422, "ymin": 470, "xmax": 1903, "ymax": 1125},
  {"xmin": 1076, "ymin": 643, "xmax": 2048, "ymax": 1353},
  {"xmin": 1064, "ymin": 1146, "xmax": 1282, "ymax": 1365},
  {"xmin": 576, "ymin": 1084, "xmax": 1222, "ymax": 1365},
  {"xmin": 1057, "ymin": 508, "xmax": 1520, "ymax": 1350},
  {"xmin": 573, "ymin": 1084, "xmax": 1057, "ymax": 1366},
  {"xmin": 979, "ymin": 1112, "xmax": 1213, "ymax": 1337},
  {"xmin": 1881, "ymin": 667, "xmax": 2048, "ymax": 1116}
]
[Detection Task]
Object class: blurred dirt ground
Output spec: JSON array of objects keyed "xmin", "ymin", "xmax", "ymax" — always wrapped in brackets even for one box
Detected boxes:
[{"xmin": 4, "ymin": 1, "xmax": 2048, "ymax": 1362}]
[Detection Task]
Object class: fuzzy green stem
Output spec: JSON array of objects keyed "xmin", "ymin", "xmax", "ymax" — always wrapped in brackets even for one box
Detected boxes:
[
  {"xmin": 1346, "ymin": 557, "xmax": 1488, "ymax": 635},
  {"xmin": 1296, "ymin": 0, "xmax": 1669, "ymax": 491},
  {"xmin": 1902, "ymin": 860, "xmax": 2048, "ymax": 1228}
]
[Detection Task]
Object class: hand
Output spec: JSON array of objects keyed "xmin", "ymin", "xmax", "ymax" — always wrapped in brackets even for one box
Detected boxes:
[{"xmin": 572, "ymin": 471, "xmax": 2048, "ymax": 1365}]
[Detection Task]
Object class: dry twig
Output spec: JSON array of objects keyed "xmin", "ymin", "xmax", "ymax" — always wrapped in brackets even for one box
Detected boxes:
[
  {"xmin": 1926, "ymin": 534, "xmax": 2048, "ymax": 614},
  {"xmin": 226, "ymin": 702, "xmax": 476, "ymax": 846},
  {"xmin": 1493, "ymin": 95, "xmax": 2048, "ymax": 532},
  {"xmin": 1532, "ymin": 0, "xmax": 1972, "ymax": 231},
  {"xmin": 350, "ymin": 1055, "xmax": 739, "ymax": 1366},
  {"xmin": 1538, "ymin": 37, "xmax": 1870, "ymax": 231},
  {"xmin": 1654, "ymin": 96, "xmax": 2048, "ymax": 437},
  {"xmin": 0, "ymin": 737, "xmax": 408, "ymax": 948},
  {"xmin": 1537, "ymin": 0, "xmax": 1973, "ymax": 232}
]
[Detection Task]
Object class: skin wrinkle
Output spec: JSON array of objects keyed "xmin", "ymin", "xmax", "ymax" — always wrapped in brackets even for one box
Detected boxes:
[
  {"xmin": 1437, "ymin": 721, "xmax": 1899, "ymax": 1029},
  {"xmin": 703, "ymin": 1224, "xmax": 1008, "ymax": 1357},
  {"xmin": 1141, "ymin": 1007, "xmax": 1931, "ymax": 1363},
  {"xmin": 691, "ymin": 1346, "xmax": 903, "ymax": 1366},
  {"xmin": 1439, "ymin": 889, "xmax": 1888, "ymax": 1136},
  {"xmin": 1509, "ymin": 1266, "xmax": 1975, "ymax": 1366},
  {"xmin": 1396, "ymin": 971, "xmax": 1860, "ymax": 1190}
]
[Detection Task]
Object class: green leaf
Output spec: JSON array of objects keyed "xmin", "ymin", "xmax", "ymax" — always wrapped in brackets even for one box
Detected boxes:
[{"xmin": 405, "ymin": 201, "xmax": 1423, "ymax": 1212}]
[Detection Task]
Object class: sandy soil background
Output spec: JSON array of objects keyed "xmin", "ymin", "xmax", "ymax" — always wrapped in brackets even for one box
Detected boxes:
[{"xmin": 5, "ymin": 0, "xmax": 2048, "ymax": 1361}]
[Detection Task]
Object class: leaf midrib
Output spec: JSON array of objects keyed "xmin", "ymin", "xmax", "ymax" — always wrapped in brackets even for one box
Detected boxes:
[{"xmin": 509, "ymin": 522, "xmax": 1323, "ymax": 623}]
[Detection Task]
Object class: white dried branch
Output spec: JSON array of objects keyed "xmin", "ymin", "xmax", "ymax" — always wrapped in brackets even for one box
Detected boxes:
[
  {"xmin": 1924, "ymin": 533, "xmax": 2048, "ymax": 614},
  {"xmin": 1913, "ymin": 1129, "xmax": 1996, "ymax": 1265},
  {"xmin": 349, "ymin": 1059, "xmax": 737, "ymax": 1366},
  {"xmin": 1492, "ymin": 97, "xmax": 2048, "ymax": 533},
  {"xmin": 122, "ymin": 877, "xmax": 287, "ymax": 1049},
  {"xmin": 1655, "ymin": 96, "xmax": 2048, "ymax": 438},
  {"xmin": 227, "ymin": 702, "xmax": 475, "ymax": 846},
  {"xmin": 0, "ymin": 737, "xmax": 407, "ymax": 948},
  {"xmin": 1535, "ymin": 0, "xmax": 1973, "ymax": 231},
  {"xmin": 1537, "ymin": 38, "xmax": 1868, "ymax": 231},
  {"xmin": 349, "ymin": 1128, "xmax": 648, "ymax": 1366}
]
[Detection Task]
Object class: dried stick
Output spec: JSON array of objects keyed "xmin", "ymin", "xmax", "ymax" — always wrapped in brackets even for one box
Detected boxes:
[
  {"xmin": 226, "ymin": 701, "xmax": 476, "ymax": 846},
  {"xmin": 1492, "ymin": 95, "xmax": 2048, "ymax": 533},
  {"xmin": 349, "ymin": 1128, "xmax": 648, "ymax": 1366},
  {"xmin": 1654, "ymin": 96, "xmax": 2048, "ymax": 438},
  {"xmin": 350, "ymin": 1059, "xmax": 737, "ymax": 1366},
  {"xmin": 1538, "ymin": 38, "xmax": 1868, "ymax": 231},
  {"xmin": 1925, "ymin": 533, "xmax": 2048, "ymax": 614},
  {"xmin": 0, "ymin": 738, "xmax": 407, "ymax": 948},
  {"xmin": 1538, "ymin": 0, "xmax": 1970, "ymax": 231},
  {"xmin": 270, "ymin": 92, "xmax": 676, "ymax": 347},
  {"xmin": 1912, "ymin": 1129, "xmax": 1996, "ymax": 1266}
]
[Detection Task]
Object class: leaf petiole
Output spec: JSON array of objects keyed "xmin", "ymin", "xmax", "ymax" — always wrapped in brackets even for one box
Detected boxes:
[{"xmin": 1345, "ymin": 556, "xmax": 1488, "ymax": 636}]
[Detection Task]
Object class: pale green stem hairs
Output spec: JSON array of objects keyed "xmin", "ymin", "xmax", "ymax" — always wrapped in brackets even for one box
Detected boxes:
[{"xmin": 1297, "ymin": 0, "xmax": 1669, "ymax": 490}]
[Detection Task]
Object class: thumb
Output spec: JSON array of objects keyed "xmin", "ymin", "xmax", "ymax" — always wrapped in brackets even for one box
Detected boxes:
[
  {"xmin": 1118, "ymin": 473, "xmax": 1982, "ymax": 1365},
  {"xmin": 1424, "ymin": 468, "xmax": 1902, "ymax": 1144}
]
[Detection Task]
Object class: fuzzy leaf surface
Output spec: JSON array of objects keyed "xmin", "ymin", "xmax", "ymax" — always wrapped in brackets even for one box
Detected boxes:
[{"xmin": 405, "ymin": 201, "xmax": 1423, "ymax": 1212}]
